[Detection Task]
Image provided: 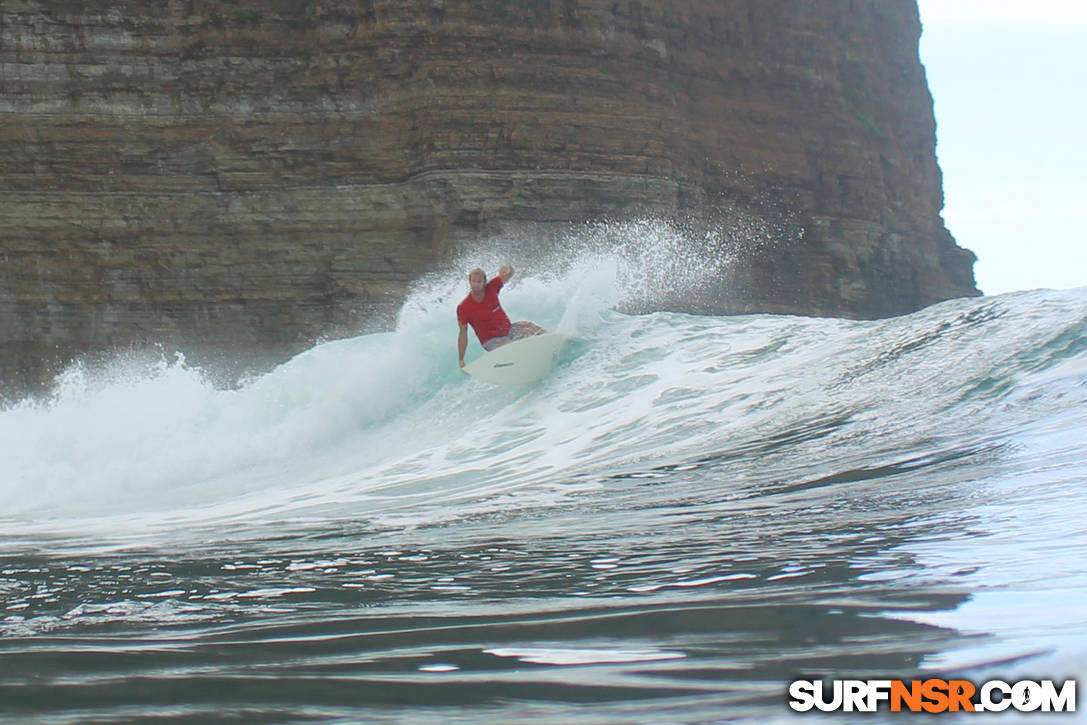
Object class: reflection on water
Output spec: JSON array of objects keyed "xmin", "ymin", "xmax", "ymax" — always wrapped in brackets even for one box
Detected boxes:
[{"xmin": 0, "ymin": 471, "xmax": 981, "ymax": 723}]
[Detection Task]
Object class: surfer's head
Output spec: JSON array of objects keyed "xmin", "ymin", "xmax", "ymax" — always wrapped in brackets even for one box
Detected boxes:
[{"xmin": 468, "ymin": 268, "xmax": 487, "ymax": 294}]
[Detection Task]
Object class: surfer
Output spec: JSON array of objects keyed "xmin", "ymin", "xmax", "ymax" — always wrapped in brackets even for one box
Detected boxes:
[{"xmin": 457, "ymin": 265, "xmax": 545, "ymax": 368}]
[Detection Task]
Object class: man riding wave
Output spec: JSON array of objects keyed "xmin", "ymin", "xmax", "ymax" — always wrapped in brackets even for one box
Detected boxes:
[{"xmin": 457, "ymin": 265, "xmax": 545, "ymax": 369}]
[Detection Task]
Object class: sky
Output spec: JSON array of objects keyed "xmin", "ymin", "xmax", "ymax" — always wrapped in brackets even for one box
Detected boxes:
[{"xmin": 915, "ymin": 0, "xmax": 1087, "ymax": 295}]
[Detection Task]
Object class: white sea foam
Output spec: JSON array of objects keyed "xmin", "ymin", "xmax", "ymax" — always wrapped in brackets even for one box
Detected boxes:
[{"xmin": 0, "ymin": 227, "xmax": 1084, "ymax": 554}]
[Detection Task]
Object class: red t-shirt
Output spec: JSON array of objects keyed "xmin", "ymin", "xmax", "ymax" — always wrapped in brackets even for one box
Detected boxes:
[{"xmin": 457, "ymin": 277, "xmax": 511, "ymax": 345}]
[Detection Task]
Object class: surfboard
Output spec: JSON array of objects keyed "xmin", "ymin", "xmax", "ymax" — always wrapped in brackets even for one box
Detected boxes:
[{"xmin": 462, "ymin": 332, "xmax": 564, "ymax": 385}]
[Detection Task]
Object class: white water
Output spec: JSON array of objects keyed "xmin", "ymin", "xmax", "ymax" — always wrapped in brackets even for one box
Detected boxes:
[{"xmin": 0, "ymin": 220, "xmax": 749, "ymax": 530}]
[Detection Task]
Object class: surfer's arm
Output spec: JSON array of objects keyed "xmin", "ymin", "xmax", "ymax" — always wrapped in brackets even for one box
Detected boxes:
[
  {"xmin": 458, "ymin": 323, "xmax": 468, "ymax": 368},
  {"xmin": 498, "ymin": 264, "xmax": 514, "ymax": 283}
]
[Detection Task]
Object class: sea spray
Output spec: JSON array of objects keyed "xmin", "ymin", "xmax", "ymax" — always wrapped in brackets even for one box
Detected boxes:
[
  {"xmin": 426, "ymin": 218, "xmax": 744, "ymax": 307},
  {"xmin": 0, "ymin": 218, "xmax": 760, "ymax": 523}
]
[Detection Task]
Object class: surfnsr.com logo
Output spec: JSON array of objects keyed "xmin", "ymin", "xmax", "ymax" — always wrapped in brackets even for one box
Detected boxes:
[{"xmin": 788, "ymin": 678, "xmax": 1077, "ymax": 713}]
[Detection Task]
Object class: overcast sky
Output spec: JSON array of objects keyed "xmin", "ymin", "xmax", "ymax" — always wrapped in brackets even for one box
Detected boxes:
[{"xmin": 916, "ymin": 0, "xmax": 1087, "ymax": 294}]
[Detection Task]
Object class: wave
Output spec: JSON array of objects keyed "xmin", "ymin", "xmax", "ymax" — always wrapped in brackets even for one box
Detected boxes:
[{"xmin": 1, "ymin": 224, "xmax": 1084, "ymax": 543}]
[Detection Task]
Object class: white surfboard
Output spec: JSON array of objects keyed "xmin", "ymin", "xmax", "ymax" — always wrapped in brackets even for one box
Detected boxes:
[{"xmin": 463, "ymin": 332, "xmax": 564, "ymax": 385}]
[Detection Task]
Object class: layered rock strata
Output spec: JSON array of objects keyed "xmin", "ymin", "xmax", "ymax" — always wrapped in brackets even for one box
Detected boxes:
[{"xmin": 0, "ymin": 0, "xmax": 978, "ymax": 390}]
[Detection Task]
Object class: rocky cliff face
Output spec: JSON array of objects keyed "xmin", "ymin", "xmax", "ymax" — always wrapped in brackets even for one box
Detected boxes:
[{"xmin": 0, "ymin": 0, "xmax": 978, "ymax": 390}]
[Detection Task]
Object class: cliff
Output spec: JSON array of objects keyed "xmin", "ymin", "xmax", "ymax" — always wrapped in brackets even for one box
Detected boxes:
[{"xmin": 0, "ymin": 0, "xmax": 978, "ymax": 391}]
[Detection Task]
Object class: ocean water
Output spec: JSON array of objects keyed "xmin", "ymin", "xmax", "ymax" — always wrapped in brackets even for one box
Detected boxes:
[{"xmin": 1, "ymin": 231, "xmax": 1085, "ymax": 723}]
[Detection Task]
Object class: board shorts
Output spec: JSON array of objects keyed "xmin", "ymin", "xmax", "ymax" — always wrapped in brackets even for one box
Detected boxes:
[{"xmin": 482, "ymin": 321, "xmax": 539, "ymax": 351}]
